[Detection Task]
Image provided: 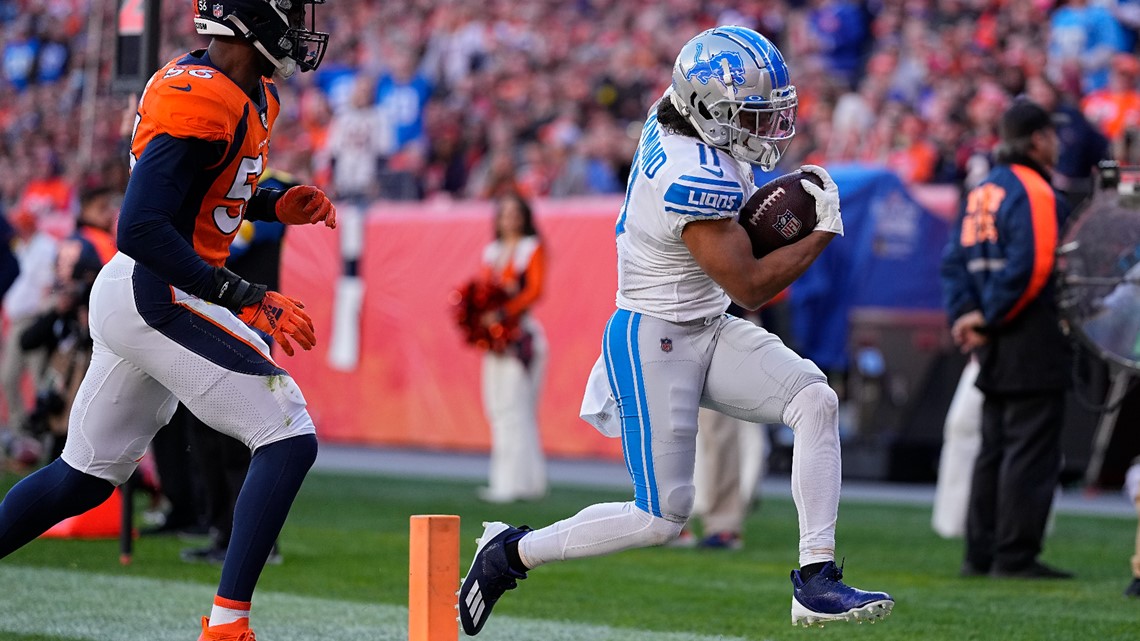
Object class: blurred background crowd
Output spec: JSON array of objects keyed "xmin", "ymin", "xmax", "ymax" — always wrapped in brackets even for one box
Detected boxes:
[
  {"xmin": 2, "ymin": 0, "xmax": 1140, "ymax": 439},
  {"xmin": 5, "ymin": 0, "xmax": 1140, "ymax": 216}
]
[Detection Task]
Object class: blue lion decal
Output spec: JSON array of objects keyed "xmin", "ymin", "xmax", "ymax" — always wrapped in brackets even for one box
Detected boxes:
[{"xmin": 684, "ymin": 43, "xmax": 747, "ymax": 88}]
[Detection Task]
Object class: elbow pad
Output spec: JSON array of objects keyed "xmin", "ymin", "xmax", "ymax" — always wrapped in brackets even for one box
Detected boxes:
[{"xmin": 210, "ymin": 267, "xmax": 267, "ymax": 311}]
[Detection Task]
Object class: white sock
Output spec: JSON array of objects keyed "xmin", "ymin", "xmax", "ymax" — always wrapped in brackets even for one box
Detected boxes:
[
  {"xmin": 518, "ymin": 501, "xmax": 683, "ymax": 568},
  {"xmin": 782, "ymin": 382, "xmax": 840, "ymax": 567},
  {"xmin": 208, "ymin": 596, "xmax": 251, "ymax": 627}
]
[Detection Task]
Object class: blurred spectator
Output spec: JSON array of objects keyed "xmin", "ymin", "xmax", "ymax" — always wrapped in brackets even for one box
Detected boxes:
[
  {"xmin": 3, "ymin": 0, "xmax": 1140, "ymax": 204},
  {"xmin": 1026, "ymin": 74, "xmax": 1109, "ymax": 210},
  {"xmin": 19, "ymin": 185, "xmax": 117, "ymax": 460},
  {"xmin": 2, "ymin": 16, "xmax": 38, "ymax": 92},
  {"xmin": 1, "ymin": 202, "xmax": 57, "ymax": 434},
  {"xmin": 800, "ymin": 0, "xmax": 869, "ymax": 90},
  {"xmin": 375, "ymin": 47, "xmax": 432, "ymax": 200},
  {"xmin": 321, "ymin": 76, "xmax": 393, "ymax": 202},
  {"xmin": 1048, "ymin": 0, "xmax": 1128, "ymax": 93},
  {"xmin": 941, "ymin": 100, "xmax": 1073, "ymax": 580},
  {"xmin": 1081, "ymin": 53, "xmax": 1140, "ymax": 163}
]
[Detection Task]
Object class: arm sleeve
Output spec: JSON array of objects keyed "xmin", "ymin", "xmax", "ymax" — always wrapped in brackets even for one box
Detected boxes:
[
  {"xmin": 116, "ymin": 133, "xmax": 227, "ymax": 299},
  {"xmin": 939, "ymin": 208, "xmax": 979, "ymax": 323},
  {"xmin": 503, "ymin": 243, "xmax": 545, "ymax": 317}
]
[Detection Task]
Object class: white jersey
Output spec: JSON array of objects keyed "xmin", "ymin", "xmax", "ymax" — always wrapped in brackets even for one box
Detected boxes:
[{"xmin": 615, "ymin": 112, "xmax": 756, "ymax": 322}]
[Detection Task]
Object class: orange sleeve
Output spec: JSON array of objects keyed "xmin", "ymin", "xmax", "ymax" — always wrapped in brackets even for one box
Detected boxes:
[
  {"xmin": 1003, "ymin": 164, "xmax": 1058, "ymax": 323},
  {"xmin": 503, "ymin": 243, "xmax": 545, "ymax": 317}
]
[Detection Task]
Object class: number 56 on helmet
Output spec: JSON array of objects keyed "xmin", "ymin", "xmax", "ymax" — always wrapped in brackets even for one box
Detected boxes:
[{"xmin": 193, "ymin": 0, "xmax": 329, "ymax": 78}]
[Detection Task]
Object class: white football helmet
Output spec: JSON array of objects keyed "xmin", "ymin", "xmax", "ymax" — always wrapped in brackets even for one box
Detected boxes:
[{"xmin": 669, "ymin": 26, "xmax": 797, "ymax": 170}]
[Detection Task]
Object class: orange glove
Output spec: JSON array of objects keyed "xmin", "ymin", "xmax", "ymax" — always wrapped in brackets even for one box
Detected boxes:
[
  {"xmin": 237, "ymin": 291, "xmax": 316, "ymax": 357},
  {"xmin": 276, "ymin": 185, "xmax": 337, "ymax": 228}
]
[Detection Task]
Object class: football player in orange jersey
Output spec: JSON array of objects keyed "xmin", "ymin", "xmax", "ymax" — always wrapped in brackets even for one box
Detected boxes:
[{"xmin": 0, "ymin": 1, "xmax": 334, "ymax": 639}]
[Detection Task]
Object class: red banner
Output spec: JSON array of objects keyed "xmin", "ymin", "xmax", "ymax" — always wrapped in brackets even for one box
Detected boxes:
[{"xmin": 280, "ymin": 197, "xmax": 625, "ymax": 459}]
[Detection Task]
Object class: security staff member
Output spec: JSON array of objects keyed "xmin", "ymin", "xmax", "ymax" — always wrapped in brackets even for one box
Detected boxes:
[{"xmin": 941, "ymin": 99, "xmax": 1074, "ymax": 579}]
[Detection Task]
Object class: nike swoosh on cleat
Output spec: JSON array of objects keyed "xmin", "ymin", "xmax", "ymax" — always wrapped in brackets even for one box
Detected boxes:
[{"xmin": 171, "ymin": 84, "xmax": 192, "ymax": 92}]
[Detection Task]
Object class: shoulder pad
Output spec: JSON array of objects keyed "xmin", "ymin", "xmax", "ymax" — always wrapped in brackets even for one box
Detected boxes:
[{"xmin": 141, "ymin": 65, "xmax": 245, "ymax": 143}]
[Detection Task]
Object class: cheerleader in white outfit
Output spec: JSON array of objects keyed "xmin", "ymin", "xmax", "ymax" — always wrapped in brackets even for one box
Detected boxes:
[{"xmin": 478, "ymin": 192, "xmax": 548, "ymax": 503}]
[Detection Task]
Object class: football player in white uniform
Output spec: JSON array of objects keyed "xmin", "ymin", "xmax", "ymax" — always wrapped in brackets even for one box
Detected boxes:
[{"xmin": 459, "ymin": 26, "xmax": 893, "ymax": 634}]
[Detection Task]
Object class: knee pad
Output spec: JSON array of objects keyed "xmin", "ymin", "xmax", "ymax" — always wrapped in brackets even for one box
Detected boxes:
[{"xmin": 782, "ymin": 381, "xmax": 839, "ymax": 433}]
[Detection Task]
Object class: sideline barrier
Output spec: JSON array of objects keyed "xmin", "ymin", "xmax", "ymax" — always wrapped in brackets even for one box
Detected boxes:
[{"xmin": 281, "ymin": 175, "xmax": 955, "ymax": 458}]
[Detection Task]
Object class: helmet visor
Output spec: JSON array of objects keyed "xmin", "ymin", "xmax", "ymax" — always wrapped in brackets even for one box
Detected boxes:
[
  {"xmin": 732, "ymin": 86, "xmax": 797, "ymax": 142},
  {"xmin": 711, "ymin": 85, "xmax": 798, "ymax": 167}
]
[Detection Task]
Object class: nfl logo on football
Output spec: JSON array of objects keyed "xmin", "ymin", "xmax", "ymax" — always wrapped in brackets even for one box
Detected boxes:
[{"xmin": 772, "ymin": 209, "xmax": 802, "ymax": 240}]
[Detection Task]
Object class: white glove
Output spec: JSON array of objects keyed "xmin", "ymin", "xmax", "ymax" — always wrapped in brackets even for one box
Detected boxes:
[{"xmin": 799, "ymin": 164, "xmax": 843, "ymax": 236}]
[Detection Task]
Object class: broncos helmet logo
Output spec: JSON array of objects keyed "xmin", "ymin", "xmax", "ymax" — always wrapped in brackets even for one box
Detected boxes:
[{"xmin": 684, "ymin": 43, "xmax": 747, "ymax": 89}]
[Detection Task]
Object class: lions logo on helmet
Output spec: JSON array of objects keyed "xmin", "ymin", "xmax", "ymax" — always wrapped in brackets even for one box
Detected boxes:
[
  {"xmin": 668, "ymin": 26, "xmax": 797, "ymax": 170},
  {"xmin": 194, "ymin": 0, "xmax": 329, "ymax": 78}
]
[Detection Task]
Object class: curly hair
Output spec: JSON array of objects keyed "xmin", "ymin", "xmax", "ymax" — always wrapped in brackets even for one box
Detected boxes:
[{"xmin": 655, "ymin": 96, "xmax": 701, "ymax": 139}]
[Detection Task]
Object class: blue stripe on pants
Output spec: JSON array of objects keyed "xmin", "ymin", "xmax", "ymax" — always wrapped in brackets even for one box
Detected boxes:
[{"xmin": 603, "ymin": 309, "xmax": 660, "ymax": 517}]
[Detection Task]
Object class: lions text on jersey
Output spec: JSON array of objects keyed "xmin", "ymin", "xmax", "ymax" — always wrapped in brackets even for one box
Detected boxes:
[{"xmin": 615, "ymin": 110, "xmax": 757, "ymax": 322}]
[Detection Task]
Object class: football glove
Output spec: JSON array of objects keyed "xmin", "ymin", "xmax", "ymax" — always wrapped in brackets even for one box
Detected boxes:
[
  {"xmin": 799, "ymin": 164, "xmax": 843, "ymax": 236},
  {"xmin": 276, "ymin": 185, "xmax": 337, "ymax": 228},
  {"xmin": 237, "ymin": 291, "xmax": 316, "ymax": 357}
]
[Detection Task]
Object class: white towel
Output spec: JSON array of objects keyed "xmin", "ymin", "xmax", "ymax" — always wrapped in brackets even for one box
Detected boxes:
[{"xmin": 579, "ymin": 354, "xmax": 620, "ymax": 438}]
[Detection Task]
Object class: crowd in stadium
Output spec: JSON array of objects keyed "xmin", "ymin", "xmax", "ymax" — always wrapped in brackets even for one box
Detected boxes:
[{"xmin": 3, "ymin": 0, "xmax": 1140, "ymax": 215}]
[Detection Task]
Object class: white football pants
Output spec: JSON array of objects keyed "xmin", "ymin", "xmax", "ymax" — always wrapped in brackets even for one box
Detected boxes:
[
  {"xmin": 61, "ymin": 253, "xmax": 315, "ymax": 485},
  {"xmin": 519, "ymin": 310, "xmax": 840, "ymax": 568}
]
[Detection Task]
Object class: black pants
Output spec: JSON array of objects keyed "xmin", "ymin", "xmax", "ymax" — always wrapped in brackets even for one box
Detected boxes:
[{"xmin": 965, "ymin": 391, "xmax": 1064, "ymax": 572}]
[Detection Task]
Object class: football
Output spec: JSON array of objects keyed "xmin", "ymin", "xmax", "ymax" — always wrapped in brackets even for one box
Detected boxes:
[{"xmin": 738, "ymin": 170, "xmax": 821, "ymax": 258}]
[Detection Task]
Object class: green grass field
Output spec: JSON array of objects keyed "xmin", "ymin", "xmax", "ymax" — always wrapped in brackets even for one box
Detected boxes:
[{"xmin": 0, "ymin": 469, "xmax": 1136, "ymax": 641}]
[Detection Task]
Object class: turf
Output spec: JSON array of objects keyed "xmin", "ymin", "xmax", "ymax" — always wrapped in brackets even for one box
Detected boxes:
[{"xmin": 0, "ymin": 470, "xmax": 1137, "ymax": 640}]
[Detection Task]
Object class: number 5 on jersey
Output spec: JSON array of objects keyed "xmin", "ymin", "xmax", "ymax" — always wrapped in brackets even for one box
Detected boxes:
[{"xmin": 215, "ymin": 155, "xmax": 264, "ymax": 235}]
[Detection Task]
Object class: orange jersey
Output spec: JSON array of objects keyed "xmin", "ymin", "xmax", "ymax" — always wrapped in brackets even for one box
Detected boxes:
[{"xmin": 130, "ymin": 51, "xmax": 280, "ymax": 267}]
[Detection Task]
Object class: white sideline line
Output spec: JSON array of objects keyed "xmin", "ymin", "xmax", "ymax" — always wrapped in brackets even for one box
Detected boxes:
[{"xmin": 0, "ymin": 566, "xmax": 752, "ymax": 641}]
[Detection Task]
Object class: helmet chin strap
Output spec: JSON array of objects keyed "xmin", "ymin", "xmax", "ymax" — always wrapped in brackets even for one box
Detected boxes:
[
  {"xmin": 229, "ymin": 14, "xmax": 297, "ymax": 78},
  {"xmin": 731, "ymin": 139, "xmax": 781, "ymax": 170},
  {"xmin": 252, "ymin": 38, "xmax": 296, "ymax": 78}
]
